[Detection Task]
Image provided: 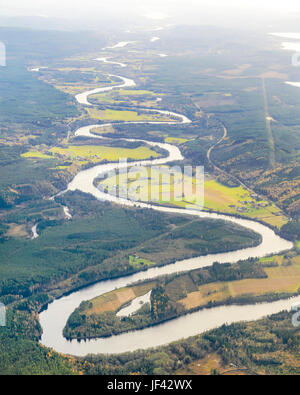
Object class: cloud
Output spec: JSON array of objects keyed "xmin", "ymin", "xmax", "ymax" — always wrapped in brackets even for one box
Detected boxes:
[{"xmin": 143, "ymin": 11, "xmax": 170, "ymax": 21}]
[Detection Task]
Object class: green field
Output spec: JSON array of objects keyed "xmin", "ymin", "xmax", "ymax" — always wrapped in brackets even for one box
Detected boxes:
[
  {"xmin": 129, "ymin": 255, "xmax": 155, "ymax": 269},
  {"xmin": 89, "ymin": 93, "xmax": 120, "ymax": 104},
  {"xmin": 49, "ymin": 144, "xmax": 161, "ymax": 162},
  {"xmin": 119, "ymin": 89, "xmax": 156, "ymax": 96},
  {"xmin": 21, "ymin": 151, "xmax": 54, "ymax": 160},
  {"xmin": 98, "ymin": 167, "xmax": 288, "ymax": 228},
  {"xmin": 204, "ymin": 179, "xmax": 287, "ymax": 228},
  {"xmin": 87, "ymin": 108, "xmax": 173, "ymax": 122},
  {"xmin": 165, "ymin": 137, "xmax": 190, "ymax": 145}
]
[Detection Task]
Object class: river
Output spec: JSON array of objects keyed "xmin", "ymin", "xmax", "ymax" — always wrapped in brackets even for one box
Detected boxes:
[
  {"xmin": 39, "ymin": 72, "xmax": 294, "ymax": 357},
  {"xmin": 103, "ymin": 41, "xmax": 136, "ymax": 50},
  {"xmin": 31, "ymin": 224, "xmax": 39, "ymax": 240},
  {"xmin": 95, "ymin": 57, "xmax": 127, "ymax": 68}
]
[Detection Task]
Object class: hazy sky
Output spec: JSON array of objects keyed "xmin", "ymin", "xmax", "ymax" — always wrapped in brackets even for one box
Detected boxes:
[
  {"xmin": 2, "ymin": 0, "xmax": 300, "ymax": 18},
  {"xmin": 1, "ymin": 0, "xmax": 300, "ymax": 31}
]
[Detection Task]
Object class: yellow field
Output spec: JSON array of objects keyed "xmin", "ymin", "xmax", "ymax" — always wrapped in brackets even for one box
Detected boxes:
[
  {"xmin": 177, "ymin": 353, "xmax": 248, "ymax": 375},
  {"xmin": 89, "ymin": 93, "xmax": 121, "ymax": 104},
  {"xmin": 54, "ymin": 85, "xmax": 96, "ymax": 95},
  {"xmin": 87, "ymin": 108, "xmax": 173, "ymax": 122},
  {"xmin": 5, "ymin": 224, "xmax": 28, "ymax": 238},
  {"xmin": 21, "ymin": 151, "xmax": 54, "ymax": 159},
  {"xmin": 179, "ymin": 257, "xmax": 300, "ymax": 310},
  {"xmin": 260, "ymin": 255, "xmax": 284, "ymax": 265},
  {"xmin": 98, "ymin": 166, "xmax": 288, "ymax": 228},
  {"xmin": 82, "ymin": 283, "xmax": 154, "ymax": 316},
  {"xmin": 19, "ymin": 135, "xmax": 38, "ymax": 142},
  {"xmin": 204, "ymin": 180, "xmax": 287, "ymax": 228},
  {"xmin": 165, "ymin": 137, "xmax": 190, "ymax": 145},
  {"xmin": 50, "ymin": 145, "xmax": 160, "ymax": 162},
  {"xmin": 119, "ymin": 89, "xmax": 156, "ymax": 96},
  {"xmin": 53, "ymin": 75, "xmax": 118, "ymax": 95},
  {"xmin": 89, "ymin": 89, "xmax": 159, "ymax": 106},
  {"xmin": 91, "ymin": 125, "xmax": 115, "ymax": 134}
]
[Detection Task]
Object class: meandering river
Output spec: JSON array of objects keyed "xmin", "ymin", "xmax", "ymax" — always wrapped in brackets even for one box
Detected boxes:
[
  {"xmin": 95, "ymin": 57, "xmax": 127, "ymax": 68},
  {"xmin": 39, "ymin": 73, "xmax": 295, "ymax": 357}
]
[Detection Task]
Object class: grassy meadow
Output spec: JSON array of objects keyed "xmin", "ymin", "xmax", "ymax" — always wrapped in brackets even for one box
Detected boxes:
[
  {"xmin": 87, "ymin": 108, "xmax": 174, "ymax": 122},
  {"xmin": 98, "ymin": 167, "xmax": 288, "ymax": 228},
  {"xmin": 50, "ymin": 144, "xmax": 161, "ymax": 162}
]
